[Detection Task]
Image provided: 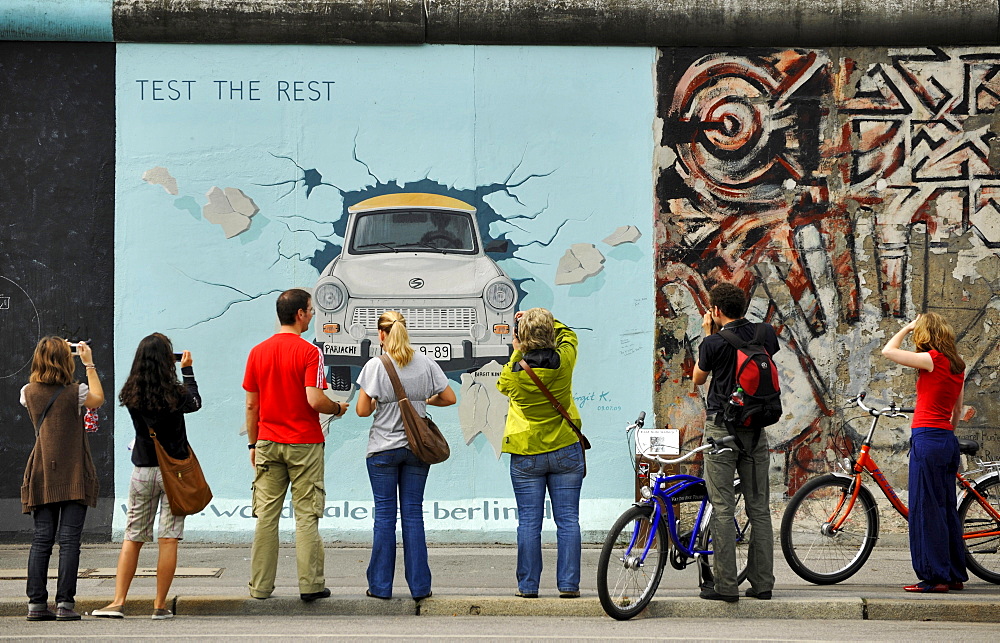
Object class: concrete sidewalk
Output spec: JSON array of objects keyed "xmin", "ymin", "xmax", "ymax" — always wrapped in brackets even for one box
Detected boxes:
[{"xmin": 1, "ymin": 543, "xmax": 999, "ymax": 621}]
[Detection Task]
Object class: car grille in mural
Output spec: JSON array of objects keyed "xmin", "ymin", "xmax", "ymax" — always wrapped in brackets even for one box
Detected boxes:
[
  {"xmin": 655, "ymin": 47, "xmax": 1000, "ymax": 496},
  {"xmin": 352, "ymin": 307, "xmax": 478, "ymax": 330}
]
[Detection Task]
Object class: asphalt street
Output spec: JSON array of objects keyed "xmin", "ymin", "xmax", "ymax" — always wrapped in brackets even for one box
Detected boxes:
[{"xmin": 2, "ymin": 614, "xmax": 1000, "ymax": 641}]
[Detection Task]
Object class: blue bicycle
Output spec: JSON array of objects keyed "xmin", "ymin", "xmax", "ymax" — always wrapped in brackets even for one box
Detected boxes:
[{"xmin": 597, "ymin": 412, "xmax": 750, "ymax": 620}]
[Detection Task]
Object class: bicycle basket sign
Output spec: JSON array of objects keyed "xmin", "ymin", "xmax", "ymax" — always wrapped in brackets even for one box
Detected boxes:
[{"xmin": 635, "ymin": 428, "xmax": 679, "ymax": 456}]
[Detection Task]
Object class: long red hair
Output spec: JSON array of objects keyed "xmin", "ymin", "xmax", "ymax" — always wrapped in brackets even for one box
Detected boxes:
[{"xmin": 913, "ymin": 312, "xmax": 965, "ymax": 374}]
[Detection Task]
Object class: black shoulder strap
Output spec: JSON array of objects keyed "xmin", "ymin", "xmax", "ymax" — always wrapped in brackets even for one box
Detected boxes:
[
  {"xmin": 751, "ymin": 323, "xmax": 766, "ymax": 346},
  {"xmin": 30, "ymin": 385, "xmax": 70, "ymax": 434},
  {"xmin": 716, "ymin": 328, "xmax": 747, "ymax": 350}
]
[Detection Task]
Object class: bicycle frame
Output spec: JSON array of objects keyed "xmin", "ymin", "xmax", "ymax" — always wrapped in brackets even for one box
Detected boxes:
[
  {"xmin": 826, "ymin": 396, "xmax": 1000, "ymax": 543},
  {"xmin": 640, "ymin": 473, "xmax": 714, "ymax": 560}
]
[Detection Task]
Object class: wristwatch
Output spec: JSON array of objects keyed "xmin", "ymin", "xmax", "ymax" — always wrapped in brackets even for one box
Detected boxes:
[{"xmin": 248, "ymin": 443, "xmax": 256, "ymax": 450}]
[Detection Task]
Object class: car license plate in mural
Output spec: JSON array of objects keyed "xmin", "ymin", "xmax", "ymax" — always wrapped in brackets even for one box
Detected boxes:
[{"xmin": 415, "ymin": 344, "xmax": 451, "ymax": 361}]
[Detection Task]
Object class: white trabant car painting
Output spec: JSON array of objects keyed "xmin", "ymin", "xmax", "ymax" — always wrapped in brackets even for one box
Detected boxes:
[{"xmin": 314, "ymin": 193, "xmax": 518, "ymax": 389}]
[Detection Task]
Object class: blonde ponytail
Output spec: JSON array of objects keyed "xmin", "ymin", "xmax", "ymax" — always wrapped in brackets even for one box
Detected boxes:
[{"xmin": 378, "ymin": 311, "xmax": 414, "ymax": 367}]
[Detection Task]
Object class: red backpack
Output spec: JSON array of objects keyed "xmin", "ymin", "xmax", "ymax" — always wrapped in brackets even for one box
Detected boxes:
[{"xmin": 717, "ymin": 324, "xmax": 782, "ymax": 433}]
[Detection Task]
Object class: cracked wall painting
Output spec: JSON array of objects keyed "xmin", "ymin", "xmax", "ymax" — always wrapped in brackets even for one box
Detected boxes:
[
  {"xmin": 655, "ymin": 47, "xmax": 1000, "ymax": 499},
  {"xmin": 116, "ymin": 45, "xmax": 656, "ymax": 540}
]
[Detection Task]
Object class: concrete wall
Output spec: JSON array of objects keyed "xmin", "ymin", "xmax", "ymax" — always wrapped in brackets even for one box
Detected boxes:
[
  {"xmin": 2, "ymin": 1, "xmax": 999, "ymax": 45},
  {"xmin": 0, "ymin": 42, "xmax": 117, "ymax": 541},
  {"xmin": 654, "ymin": 47, "xmax": 1000, "ymax": 507},
  {"xmin": 3, "ymin": 3, "xmax": 1000, "ymax": 542}
]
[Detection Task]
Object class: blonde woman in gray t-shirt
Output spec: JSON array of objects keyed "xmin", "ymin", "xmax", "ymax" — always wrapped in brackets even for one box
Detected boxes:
[{"xmin": 355, "ymin": 311, "xmax": 456, "ymax": 600}]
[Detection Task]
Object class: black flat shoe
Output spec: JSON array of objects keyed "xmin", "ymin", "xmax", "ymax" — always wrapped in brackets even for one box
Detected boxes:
[
  {"xmin": 699, "ymin": 589, "xmax": 738, "ymax": 603},
  {"xmin": 745, "ymin": 587, "xmax": 772, "ymax": 600},
  {"xmin": 300, "ymin": 588, "xmax": 331, "ymax": 602},
  {"xmin": 514, "ymin": 591, "xmax": 538, "ymax": 598},
  {"xmin": 366, "ymin": 589, "xmax": 390, "ymax": 600}
]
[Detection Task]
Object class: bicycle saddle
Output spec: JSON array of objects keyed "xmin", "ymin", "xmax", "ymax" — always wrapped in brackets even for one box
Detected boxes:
[{"xmin": 958, "ymin": 439, "xmax": 979, "ymax": 456}]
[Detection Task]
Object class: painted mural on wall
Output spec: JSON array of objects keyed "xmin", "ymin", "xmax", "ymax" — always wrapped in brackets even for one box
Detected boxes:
[
  {"xmin": 655, "ymin": 47, "xmax": 1000, "ymax": 498},
  {"xmin": 116, "ymin": 44, "xmax": 655, "ymax": 541}
]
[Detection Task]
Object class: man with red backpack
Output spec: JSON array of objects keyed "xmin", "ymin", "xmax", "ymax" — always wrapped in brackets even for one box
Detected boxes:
[{"xmin": 692, "ymin": 283, "xmax": 781, "ymax": 603}]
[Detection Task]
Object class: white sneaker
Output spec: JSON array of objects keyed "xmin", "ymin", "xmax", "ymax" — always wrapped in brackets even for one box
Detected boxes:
[{"xmin": 151, "ymin": 608, "xmax": 173, "ymax": 620}]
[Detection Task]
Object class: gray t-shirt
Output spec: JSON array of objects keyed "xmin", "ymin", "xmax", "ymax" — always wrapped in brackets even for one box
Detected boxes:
[{"xmin": 356, "ymin": 352, "xmax": 449, "ymax": 457}]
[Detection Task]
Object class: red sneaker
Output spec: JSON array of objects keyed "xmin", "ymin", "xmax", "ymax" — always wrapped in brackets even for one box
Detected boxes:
[{"xmin": 948, "ymin": 582, "xmax": 964, "ymax": 591}]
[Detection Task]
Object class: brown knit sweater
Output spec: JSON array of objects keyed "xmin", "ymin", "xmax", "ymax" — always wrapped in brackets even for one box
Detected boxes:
[{"xmin": 21, "ymin": 383, "xmax": 99, "ymax": 513}]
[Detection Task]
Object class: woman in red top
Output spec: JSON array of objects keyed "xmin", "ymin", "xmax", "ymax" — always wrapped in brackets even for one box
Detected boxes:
[{"xmin": 882, "ymin": 313, "xmax": 967, "ymax": 593}]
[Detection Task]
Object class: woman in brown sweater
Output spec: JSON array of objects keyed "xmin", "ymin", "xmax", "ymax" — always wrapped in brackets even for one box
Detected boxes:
[{"xmin": 20, "ymin": 337, "xmax": 104, "ymax": 622}]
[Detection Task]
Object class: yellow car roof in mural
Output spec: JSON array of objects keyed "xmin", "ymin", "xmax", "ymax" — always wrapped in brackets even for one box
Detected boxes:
[{"xmin": 348, "ymin": 193, "xmax": 476, "ymax": 213}]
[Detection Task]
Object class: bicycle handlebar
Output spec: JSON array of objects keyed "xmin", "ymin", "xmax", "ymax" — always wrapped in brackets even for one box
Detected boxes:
[
  {"xmin": 643, "ymin": 435, "xmax": 737, "ymax": 467},
  {"xmin": 852, "ymin": 391, "xmax": 913, "ymax": 417}
]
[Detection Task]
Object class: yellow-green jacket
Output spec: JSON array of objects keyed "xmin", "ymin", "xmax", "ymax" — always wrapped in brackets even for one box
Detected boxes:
[{"xmin": 497, "ymin": 320, "xmax": 581, "ymax": 455}]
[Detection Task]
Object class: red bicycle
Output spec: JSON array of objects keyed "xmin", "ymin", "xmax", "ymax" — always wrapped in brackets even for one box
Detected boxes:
[{"xmin": 781, "ymin": 392, "xmax": 1000, "ymax": 584}]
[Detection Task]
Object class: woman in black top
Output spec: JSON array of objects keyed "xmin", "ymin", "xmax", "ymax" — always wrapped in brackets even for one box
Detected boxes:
[{"xmin": 93, "ymin": 333, "xmax": 201, "ymax": 620}]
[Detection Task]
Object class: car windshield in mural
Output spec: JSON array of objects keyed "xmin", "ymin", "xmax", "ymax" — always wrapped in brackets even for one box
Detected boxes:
[
  {"xmin": 314, "ymin": 193, "xmax": 518, "ymax": 390},
  {"xmin": 352, "ymin": 210, "xmax": 478, "ymax": 254}
]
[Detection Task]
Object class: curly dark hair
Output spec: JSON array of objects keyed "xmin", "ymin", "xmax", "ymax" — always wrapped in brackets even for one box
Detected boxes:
[
  {"xmin": 709, "ymin": 283, "xmax": 748, "ymax": 320},
  {"xmin": 118, "ymin": 333, "xmax": 185, "ymax": 412}
]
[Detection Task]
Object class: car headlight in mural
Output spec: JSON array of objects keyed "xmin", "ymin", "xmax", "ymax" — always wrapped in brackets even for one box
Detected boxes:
[
  {"xmin": 315, "ymin": 280, "xmax": 347, "ymax": 312},
  {"xmin": 485, "ymin": 280, "xmax": 516, "ymax": 311},
  {"xmin": 314, "ymin": 193, "xmax": 518, "ymax": 390}
]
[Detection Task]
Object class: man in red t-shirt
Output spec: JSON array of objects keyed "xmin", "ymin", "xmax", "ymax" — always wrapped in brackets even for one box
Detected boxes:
[{"xmin": 244, "ymin": 288, "xmax": 345, "ymax": 601}]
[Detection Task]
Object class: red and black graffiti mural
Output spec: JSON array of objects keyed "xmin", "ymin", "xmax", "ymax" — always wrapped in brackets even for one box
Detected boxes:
[{"xmin": 655, "ymin": 48, "xmax": 1000, "ymax": 496}]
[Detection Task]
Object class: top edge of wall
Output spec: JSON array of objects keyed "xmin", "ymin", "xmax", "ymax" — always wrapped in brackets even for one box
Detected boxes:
[{"xmin": 1, "ymin": 0, "xmax": 998, "ymax": 46}]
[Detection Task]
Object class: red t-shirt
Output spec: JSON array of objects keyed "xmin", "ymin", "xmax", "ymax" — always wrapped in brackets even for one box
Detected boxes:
[
  {"xmin": 911, "ymin": 350, "xmax": 964, "ymax": 431},
  {"xmin": 243, "ymin": 333, "xmax": 327, "ymax": 444}
]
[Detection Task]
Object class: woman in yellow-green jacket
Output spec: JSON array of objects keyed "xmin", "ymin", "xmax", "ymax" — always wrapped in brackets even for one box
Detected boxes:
[{"xmin": 497, "ymin": 308, "xmax": 583, "ymax": 599}]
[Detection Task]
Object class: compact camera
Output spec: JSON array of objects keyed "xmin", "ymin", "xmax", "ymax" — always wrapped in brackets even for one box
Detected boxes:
[{"xmin": 68, "ymin": 339, "xmax": 90, "ymax": 355}]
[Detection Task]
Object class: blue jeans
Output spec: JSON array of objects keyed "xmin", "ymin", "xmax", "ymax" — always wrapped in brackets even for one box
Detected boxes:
[
  {"xmin": 27, "ymin": 501, "xmax": 87, "ymax": 608},
  {"xmin": 366, "ymin": 447, "xmax": 431, "ymax": 598},
  {"xmin": 509, "ymin": 442, "xmax": 585, "ymax": 594}
]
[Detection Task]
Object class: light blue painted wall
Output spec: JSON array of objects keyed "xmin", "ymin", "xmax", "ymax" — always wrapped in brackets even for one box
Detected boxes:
[
  {"xmin": 115, "ymin": 43, "xmax": 656, "ymax": 542},
  {"xmin": 0, "ymin": 0, "xmax": 112, "ymax": 41}
]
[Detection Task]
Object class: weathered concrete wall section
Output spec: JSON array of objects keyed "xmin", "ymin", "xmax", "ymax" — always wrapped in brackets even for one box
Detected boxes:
[
  {"xmin": 0, "ymin": 0, "xmax": 113, "ymax": 41},
  {"xmin": 2, "ymin": 0, "xmax": 999, "ymax": 45},
  {"xmin": 428, "ymin": 0, "xmax": 1000, "ymax": 47},
  {"xmin": 0, "ymin": 42, "xmax": 117, "ymax": 541},
  {"xmin": 114, "ymin": 0, "xmax": 424, "ymax": 44},
  {"xmin": 654, "ymin": 47, "xmax": 1000, "ymax": 510}
]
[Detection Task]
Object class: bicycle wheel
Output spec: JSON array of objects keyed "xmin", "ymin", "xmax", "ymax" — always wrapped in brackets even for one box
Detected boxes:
[
  {"xmin": 960, "ymin": 475, "xmax": 1000, "ymax": 584},
  {"xmin": 780, "ymin": 474, "xmax": 879, "ymax": 584},
  {"xmin": 698, "ymin": 482, "xmax": 751, "ymax": 584},
  {"xmin": 597, "ymin": 504, "xmax": 668, "ymax": 620}
]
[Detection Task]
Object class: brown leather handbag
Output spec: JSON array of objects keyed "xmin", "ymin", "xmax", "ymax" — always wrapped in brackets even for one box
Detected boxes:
[
  {"xmin": 147, "ymin": 427, "xmax": 213, "ymax": 516},
  {"xmin": 379, "ymin": 354, "xmax": 450, "ymax": 464}
]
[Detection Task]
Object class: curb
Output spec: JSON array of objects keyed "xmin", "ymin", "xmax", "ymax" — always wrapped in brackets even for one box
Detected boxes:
[
  {"xmin": 4, "ymin": 595, "xmax": 1000, "ymax": 621},
  {"xmin": 864, "ymin": 598, "xmax": 1000, "ymax": 622}
]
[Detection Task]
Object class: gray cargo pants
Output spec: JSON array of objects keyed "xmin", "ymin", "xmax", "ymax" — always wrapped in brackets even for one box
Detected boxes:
[{"xmin": 701, "ymin": 419, "xmax": 775, "ymax": 597}]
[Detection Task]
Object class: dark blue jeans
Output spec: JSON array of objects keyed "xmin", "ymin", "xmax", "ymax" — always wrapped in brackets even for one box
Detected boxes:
[
  {"xmin": 909, "ymin": 426, "xmax": 968, "ymax": 584},
  {"xmin": 509, "ymin": 442, "xmax": 585, "ymax": 594},
  {"xmin": 366, "ymin": 447, "xmax": 431, "ymax": 598},
  {"xmin": 27, "ymin": 501, "xmax": 87, "ymax": 608}
]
